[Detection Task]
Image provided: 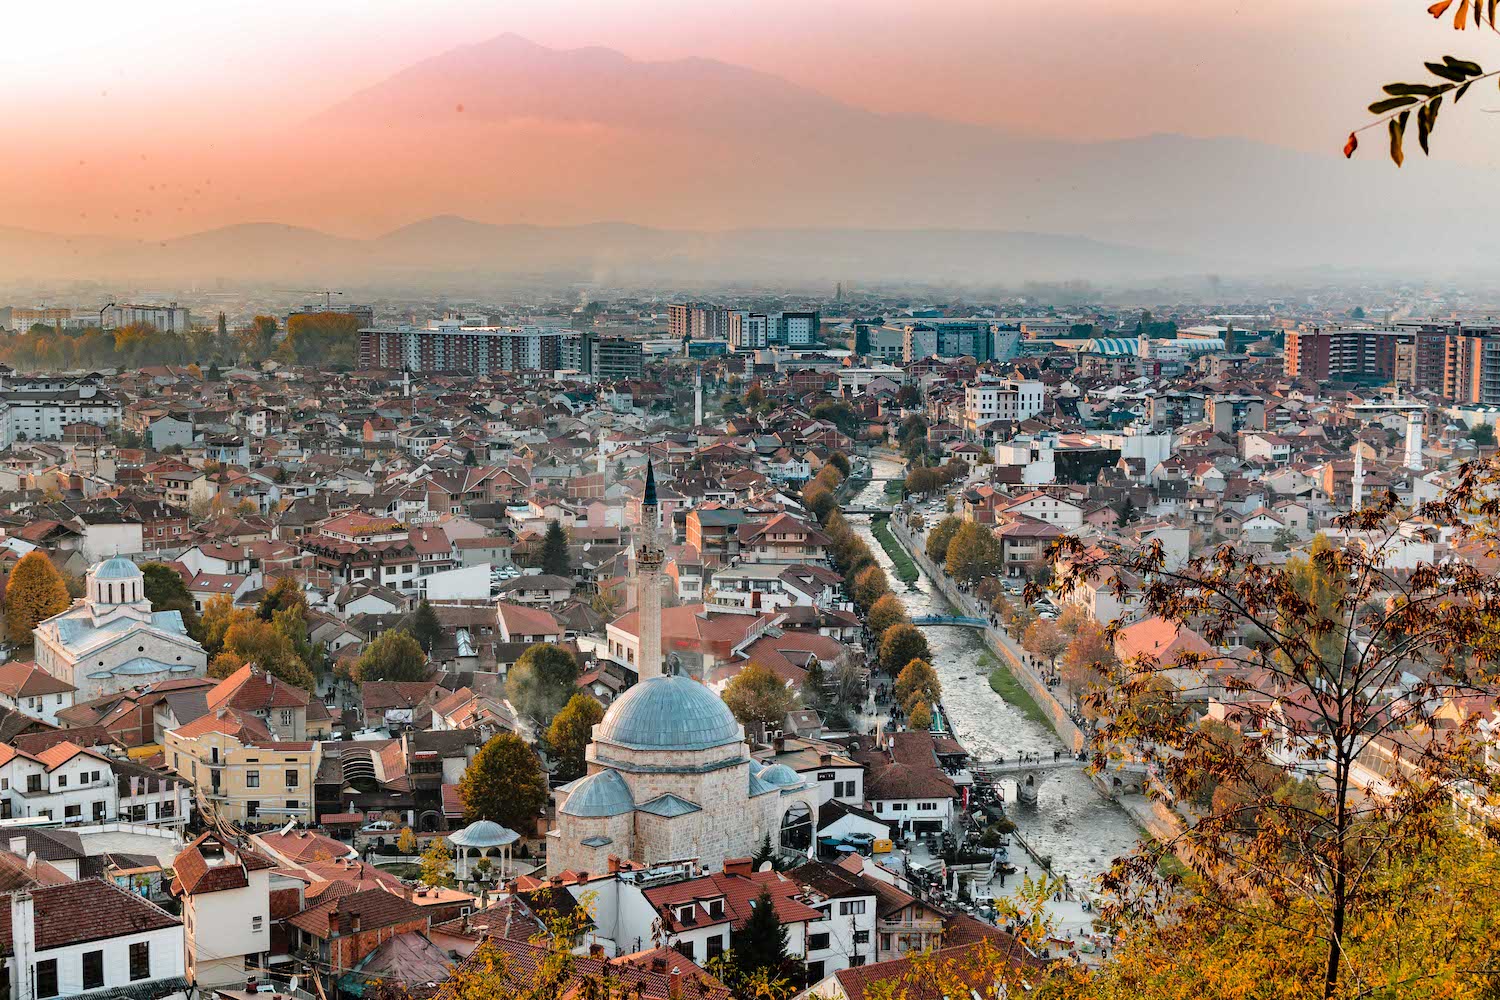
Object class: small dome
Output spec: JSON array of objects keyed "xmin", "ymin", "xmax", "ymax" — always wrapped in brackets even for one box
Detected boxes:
[
  {"xmin": 559, "ymin": 769, "xmax": 635, "ymax": 817},
  {"xmin": 93, "ymin": 557, "xmax": 142, "ymax": 580},
  {"xmin": 758, "ymin": 764, "xmax": 803, "ymax": 788},
  {"xmin": 596, "ymin": 674, "xmax": 743, "ymax": 752},
  {"xmin": 448, "ymin": 819, "xmax": 519, "ymax": 849}
]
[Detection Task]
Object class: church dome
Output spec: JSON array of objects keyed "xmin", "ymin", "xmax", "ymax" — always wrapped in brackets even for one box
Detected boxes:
[
  {"xmin": 596, "ymin": 674, "xmax": 743, "ymax": 752},
  {"xmin": 559, "ymin": 769, "xmax": 635, "ymax": 817},
  {"xmin": 94, "ymin": 557, "xmax": 142, "ymax": 580}
]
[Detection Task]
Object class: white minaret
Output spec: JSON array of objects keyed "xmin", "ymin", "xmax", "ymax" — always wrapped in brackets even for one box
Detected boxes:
[
  {"xmin": 635, "ymin": 460, "xmax": 665, "ymax": 680},
  {"xmin": 694, "ymin": 368, "xmax": 703, "ymax": 427},
  {"xmin": 403, "ymin": 368, "xmax": 411, "ymax": 399},
  {"xmin": 1404, "ymin": 409, "xmax": 1425, "ymax": 472},
  {"xmin": 1351, "ymin": 442, "xmax": 1364, "ymax": 510}
]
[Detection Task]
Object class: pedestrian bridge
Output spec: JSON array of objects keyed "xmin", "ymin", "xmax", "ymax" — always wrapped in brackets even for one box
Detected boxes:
[
  {"xmin": 972, "ymin": 757, "xmax": 1082, "ymax": 776},
  {"xmin": 911, "ymin": 614, "xmax": 990, "ymax": 628}
]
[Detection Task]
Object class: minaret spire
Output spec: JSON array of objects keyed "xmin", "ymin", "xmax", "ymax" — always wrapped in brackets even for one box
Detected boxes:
[
  {"xmin": 635, "ymin": 457, "xmax": 665, "ymax": 680},
  {"xmin": 1351, "ymin": 441, "xmax": 1364, "ymax": 510}
]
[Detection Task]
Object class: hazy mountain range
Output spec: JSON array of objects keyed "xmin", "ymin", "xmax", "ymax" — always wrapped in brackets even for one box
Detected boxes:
[{"xmin": 6, "ymin": 33, "xmax": 1494, "ymax": 289}]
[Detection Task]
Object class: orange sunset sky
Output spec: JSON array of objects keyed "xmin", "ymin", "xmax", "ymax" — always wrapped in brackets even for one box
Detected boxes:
[{"xmin": 3, "ymin": 0, "xmax": 1497, "ymax": 239}]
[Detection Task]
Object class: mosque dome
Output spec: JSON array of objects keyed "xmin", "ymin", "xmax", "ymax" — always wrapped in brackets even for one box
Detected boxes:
[
  {"xmin": 559, "ymin": 769, "xmax": 635, "ymax": 817},
  {"xmin": 596, "ymin": 674, "xmax": 744, "ymax": 752},
  {"xmin": 757, "ymin": 764, "xmax": 803, "ymax": 789}
]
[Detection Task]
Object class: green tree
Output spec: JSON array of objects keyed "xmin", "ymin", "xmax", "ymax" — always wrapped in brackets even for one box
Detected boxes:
[
  {"xmin": 539, "ymin": 520, "xmax": 571, "ymax": 577},
  {"xmin": 721, "ymin": 662, "xmax": 795, "ymax": 731},
  {"xmin": 354, "ymin": 630, "xmax": 429, "ymax": 683},
  {"xmin": 505, "ymin": 642, "xmax": 580, "ymax": 724},
  {"xmin": 879, "ymin": 622, "xmax": 930, "ymax": 673},
  {"xmin": 141, "ymin": 561, "xmax": 199, "ymax": 634},
  {"xmin": 1471, "ymin": 423, "xmax": 1496, "ymax": 447},
  {"xmin": 732, "ymin": 886, "xmax": 790, "ymax": 978},
  {"xmin": 409, "ymin": 598, "xmax": 443, "ymax": 654},
  {"xmin": 419, "ymin": 836, "xmax": 455, "ymax": 888},
  {"xmin": 926, "ymin": 516, "xmax": 963, "ymax": 563},
  {"xmin": 826, "ymin": 451, "xmax": 852, "ymax": 478},
  {"xmin": 544, "ymin": 692, "xmax": 605, "ymax": 782},
  {"xmin": 256, "ymin": 575, "xmax": 305, "ymax": 620},
  {"xmin": 799, "ymin": 656, "xmax": 827, "ymax": 710},
  {"xmin": 5, "ymin": 552, "xmax": 71, "ymax": 645},
  {"xmin": 459, "ymin": 732, "xmax": 548, "ymax": 833},
  {"xmin": 752, "ymin": 832, "xmax": 776, "ymax": 870}
]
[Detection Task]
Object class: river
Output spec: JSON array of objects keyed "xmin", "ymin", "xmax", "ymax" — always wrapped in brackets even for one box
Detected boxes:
[{"xmin": 846, "ymin": 460, "xmax": 1142, "ymax": 896}]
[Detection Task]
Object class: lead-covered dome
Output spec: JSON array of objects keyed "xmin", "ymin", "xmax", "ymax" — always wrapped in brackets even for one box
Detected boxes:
[{"xmin": 596, "ymin": 674, "xmax": 743, "ymax": 752}]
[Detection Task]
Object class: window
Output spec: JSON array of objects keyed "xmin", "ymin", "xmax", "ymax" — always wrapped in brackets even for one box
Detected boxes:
[
  {"xmin": 129, "ymin": 941, "xmax": 150, "ymax": 981},
  {"xmin": 57, "ymin": 774, "xmax": 67, "ymax": 788},
  {"xmin": 246, "ymin": 771, "xmax": 260, "ymax": 788},
  {"xmin": 65, "ymin": 804, "xmax": 81, "ymax": 819},
  {"xmin": 247, "ymin": 801, "xmax": 260, "ymax": 818},
  {"xmin": 917, "ymin": 802, "xmax": 936, "ymax": 811},
  {"xmin": 706, "ymin": 899, "xmax": 724, "ymax": 920},
  {"xmin": 808, "ymin": 933, "xmax": 830, "ymax": 950},
  {"xmin": 706, "ymin": 936, "xmax": 723, "ymax": 960},
  {"xmin": 35, "ymin": 959, "xmax": 58, "ymax": 998},
  {"xmin": 286, "ymin": 799, "xmax": 299, "ymax": 810},
  {"xmin": 806, "ymin": 960, "xmax": 825, "ymax": 981},
  {"xmin": 676, "ymin": 939, "xmax": 694, "ymax": 961},
  {"xmin": 93, "ymin": 801, "xmax": 106, "ymax": 821},
  {"xmin": 850, "ymin": 954, "xmax": 867, "ymax": 967},
  {"xmin": 82, "ymin": 951, "xmax": 104, "ymax": 990},
  {"xmin": 839, "ymin": 900, "xmax": 867, "ymax": 916},
  {"xmin": 280, "ymin": 710, "xmax": 294, "ymax": 727},
  {"xmin": 286, "ymin": 769, "xmax": 299, "ymax": 788},
  {"xmin": 854, "ymin": 930, "xmax": 870, "ymax": 945},
  {"xmin": 252, "ymin": 915, "xmax": 264, "ymax": 932},
  {"xmin": 159, "ymin": 798, "xmax": 175, "ymax": 819}
]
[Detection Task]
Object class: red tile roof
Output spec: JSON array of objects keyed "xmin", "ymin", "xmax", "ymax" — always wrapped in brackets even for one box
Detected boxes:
[
  {"xmin": 0, "ymin": 878, "xmax": 180, "ymax": 955},
  {"xmin": 171, "ymin": 831, "xmax": 276, "ymax": 895},
  {"xmin": 286, "ymin": 887, "xmax": 428, "ymax": 938},
  {"xmin": 0, "ymin": 661, "xmax": 74, "ymax": 697},
  {"xmin": 207, "ymin": 663, "xmax": 312, "ymax": 712},
  {"xmin": 642, "ymin": 868, "xmax": 823, "ymax": 933}
]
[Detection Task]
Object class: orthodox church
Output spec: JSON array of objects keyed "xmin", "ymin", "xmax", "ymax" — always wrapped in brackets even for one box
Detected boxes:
[
  {"xmin": 32, "ymin": 557, "xmax": 208, "ymax": 701},
  {"xmin": 548, "ymin": 463, "xmax": 818, "ymax": 875}
]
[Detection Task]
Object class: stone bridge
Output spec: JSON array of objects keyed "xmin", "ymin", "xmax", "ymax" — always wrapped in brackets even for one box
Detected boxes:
[
  {"xmin": 910, "ymin": 614, "xmax": 990, "ymax": 628},
  {"xmin": 972, "ymin": 757, "xmax": 1150, "ymax": 806}
]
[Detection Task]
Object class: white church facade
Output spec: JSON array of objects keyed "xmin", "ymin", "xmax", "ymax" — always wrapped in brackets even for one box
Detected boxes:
[
  {"xmin": 548, "ymin": 463, "xmax": 818, "ymax": 875},
  {"xmin": 32, "ymin": 557, "xmax": 208, "ymax": 701}
]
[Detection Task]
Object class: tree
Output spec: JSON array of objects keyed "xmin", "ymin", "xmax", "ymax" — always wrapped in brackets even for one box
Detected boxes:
[
  {"xmin": 459, "ymin": 732, "xmax": 548, "ymax": 833},
  {"xmin": 211, "ymin": 619, "xmax": 315, "ymax": 689},
  {"xmin": 199, "ymin": 594, "xmax": 254, "ymax": 657},
  {"xmin": 539, "ymin": 520, "xmax": 571, "ymax": 577},
  {"xmin": 926, "ymin": 516, "xmax": 963, "ymax": 563},
  {"xmin": 908, "ymin": 701, "xmax": 933, "ymax": 730},
  {"xmin": 866, "ymin": 593, "xmax": 909, "ymax": 641},
  {"xmin": 545, "ymin": 693, "xmax": 605, "ymax": 782},
  {"xmin": 1049, "ymin": 479, "xmax": 1500, "ymax": 1000},
  {"xmin": 141, "ymin": 561, "xmax": 198, "ymax": 634},
  {"xmin": 733, "ymin": 886, "xmax": 790, "ymax": 978},
  {"xmin": 1471, "ymin": 423, "xmax": 1496, "ymax": 447},
  {"xmin": 753, "ymin": 832, "xmax": 775, "ymax": 870},
  {"xmin": 354, "ymin": 630, "xmax": 428, "ymax": 683},
  {"xmin": 419, "ymin": 836, "xmax": 455, "ymax": 888},
  {"xmin": 895, "ymin": 658, "xmax": 942, "ymax": 712},
  {"xmin": 1347, "ymin": 4, "xmax": 1500, "ymax": 166},
  {"xmin": 721, "ymin": 662, "xmax": 795, "ymax": 731},
  {"xmin": 852, "ymin": 564, "xmax": 890, "ymax": 610},
  {"xmin": 799, "ymin": 656, "xmax": 827, "ymax": 709},
  {"xmin": 945, "ymin": 521, "xmax": 1004, "ymax": 585},
  {"xmin": 409, "ymin": 598, "xmax": 443, "ymax": 654},
  {"xmin": 1022, "ymin": 619, "xmax": 1069, "ymax": 670},
  {"xmin": 879, "ymin": 623, "xmax": 930, "ymax": 673},
  {"xmin": 5, "ymin": 552, "xmax": 71, "ymax": 645},
  {"xmin": 826, "ymin": 451, "xmax": 852, "ymax": 478},
  {"xmin": 396, "ymin": 827, "xmax": 418, "ymax": 854},
  {"xmin": 1060, "ymin": 621, "xmax": 1116, "ymax": 705},
  {"xmin": 505, "ymin": 642, "xmax": 580, "ymax": 724},
  {"xmin": 257, "ymin": 575, "xmax": 305, "ymax": 620}
]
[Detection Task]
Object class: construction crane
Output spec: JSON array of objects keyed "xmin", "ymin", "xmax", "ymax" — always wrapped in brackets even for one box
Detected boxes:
[{"xmin": 276, "ymin": 289, "xmax": 344, "ymax": 310}]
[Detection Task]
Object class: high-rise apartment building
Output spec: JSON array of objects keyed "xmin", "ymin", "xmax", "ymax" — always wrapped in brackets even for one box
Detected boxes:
[
  {"xmin": 728, "ymin": 312, "xmax": 770, "ymax": 351},
  {"xmin": 100, "ymin": 302, "xmax": 192, "ymax": 334}
]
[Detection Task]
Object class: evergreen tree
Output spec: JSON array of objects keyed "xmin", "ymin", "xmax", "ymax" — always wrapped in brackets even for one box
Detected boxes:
[
  {"xmin": 545, "ymin": 693, "xmax": 606, "ymax": 782},
  {"xmin": 5, "ymin": 551, "xmax": 71, "ymax": 645},
  {"xmin": 540, "ymin": 520, "xmax": 571, "ymax": 576},
  {"xmin": 753, "ymin": 832, "xmax": 776, "ymax": 870},
  {"xmin": 409, "ymin": 598, "xmax": 443, "ymax": 654},
  {"xmin": 141, "ymin": 561, "xmax": 199, "ymax": 634},
  {"xmin": 733, "ymin": 886, "xmax": 790, "ymax": 977}
]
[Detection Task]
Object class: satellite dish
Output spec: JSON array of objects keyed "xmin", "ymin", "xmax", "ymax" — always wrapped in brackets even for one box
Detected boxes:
[{"xmin": 757, "ymin": 861, "xmax": 774, "ymax": 873}]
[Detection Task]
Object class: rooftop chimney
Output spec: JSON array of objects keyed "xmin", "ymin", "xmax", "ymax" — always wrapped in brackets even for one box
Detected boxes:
[
  {"xmin": 670, "ymin": 968, "xmax": 683, "ymax": 1000},
  {"xmin": 607, "ymin": 855, "xmax": 621, "ymax": 874},
  {"xmin": 7, "ymin": 837, "xmax": 24, "ymax": 856},
  {"xmin": 723, "ymin": 858, "xmax": 753, "ymax": 878},
  {"xmin": 589, "ymin": 943, "xmax": 604, "ymax": 957},
  {"xmin": 650, "ymin": 957, "xmax": 667, "ymax": 974}
]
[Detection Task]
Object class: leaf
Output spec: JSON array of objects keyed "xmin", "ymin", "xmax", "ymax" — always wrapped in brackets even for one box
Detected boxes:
[
  {"xmin": 1429, "ymin": 0, "xmax": 1454, "ymax": 13},
  {"xmin": 1456, "ymin": 0, "xmax": 1469, "ymax": 27},
  {"xmin": 1369, "ymin": 96, "xmax": 1420, "ymax": 113},
  {"xmin": 1428, "ymin": 94, "xmax": 1443, "ymax": 147},
  {"xmin": 1384, "ymin": 82, "xmax": 1449, "ymax": 96},
  {"xmin": 1427, "ymin": 60, "xmax": 1470, "ymax": 81},
  {"xmin": 1390, "ymin": 114, "xmax": 1406, "ymax": 167},
  {"xmin": 1456, "ymin": 81, "xmax": 1473, "ymax": 102},
  {"xmin": 1344, "ymin": 132, "xmax": 1359, "ymax": 159},
  {"xmin": 1490, "ymin": 0, "xmax": 1497, "ymax": 26},
  {"xmin": 1418, "ymin": 105, "xmax": 1432, "ymax": 156},
  {"xmin": 1476, "ymin": 0, "xmax": 1484, "ymax": 27},
  {"xmin": 1444, "ymin": 55, "xmax": 1484, "ymax": 76}
]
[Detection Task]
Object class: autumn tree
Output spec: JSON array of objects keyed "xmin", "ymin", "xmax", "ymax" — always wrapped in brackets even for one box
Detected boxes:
[
  {"xmin": 1060, "ymin": 620, "xmax": 1117, "ymax": 711},
  {"xmin": 895, "ymin": 658, "xmax": 942, "ymax": 713},
  {"xmin": 539, "ymin": 520, "xmax": 571, "ymax": 577},
  {"xmin": 1022, "ymin": 619, "xmax": 1069, "ymax": 671},
  {"xmin": 908, "ymin": 701, "xmax": 934, "ymax": 730},
  {"xmin": 852, "ymin": 564, "xmax": 891, "ymax": 610},
  {"xmin": 419, "ymin": 836, "xmax": 455, "ymax": 888},
  {"xmin": 925, "ymin": 516, "xmax": 963, "ymax": 563},
  {"xmin": 409, "ymin": 598, "xmax": 443, "ymax": 654},
  {"xmin": 721, "ymin": 662, "xmax": 795, "ymax": 732},
  {"xmin": 396, "ymin": 827, "xmax": 418, "ymax": 855},
  {"xmin": 5, "ymin": 552, "xmax": 71, "ymax": 645},
  {"xmin": 946, "ymin": 520, "xmax": 1004, "ymax": 585},
  {"xmin": 141, "ymin": 562, "xmax": 199, "ymax": 634},
  {"xmin": 211, "ymin": 619, "xmax": 315, "ymax": 689},
  {"xmin": 198, "ymin": 594, "xmax": 254, "ymax": 657},
  {"xmin": 866, "ymin": 593, "xmax": 909, "ymax": 642},
  {"xmin": 879, "ymin": 622, "xmax": 930, "ymax": 673},
  {"xmin": 799, "ymin": 656, "xmax": 827, "ymax": 710},
  {"xmin": 459, "ymin": 732, "xmax": 548, "ymax": 833},
  {"xmin": 354, "ymin": 629, "xmax": 429, "ymax": 684},
  {"xmin": 545, "ymin": 692, "xmax": 605, "ymax": 782},
  {"xmin": 1048, "ymin": 477, "xmax": 1500, "ymax": 1000}
]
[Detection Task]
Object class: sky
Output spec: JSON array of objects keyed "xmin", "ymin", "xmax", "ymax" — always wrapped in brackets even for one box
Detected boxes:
[{"xmin": 3, "ymin": 0, "xmax": 1498, "ymax": 238}]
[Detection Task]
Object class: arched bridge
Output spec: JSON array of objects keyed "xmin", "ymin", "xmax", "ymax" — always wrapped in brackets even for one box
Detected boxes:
[
  {"xmin": 910, "ymin": 614, "xmax": 990, "ymax": 628},
  {"xmin": 973, "ymin": 758, "xmax": 1150, "ymax": 806}
]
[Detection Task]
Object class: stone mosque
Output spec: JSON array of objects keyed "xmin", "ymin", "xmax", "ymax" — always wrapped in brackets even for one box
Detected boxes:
[{"xmin": 548, "ymin": 462, "xmax": 818, "ymax": 875}]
